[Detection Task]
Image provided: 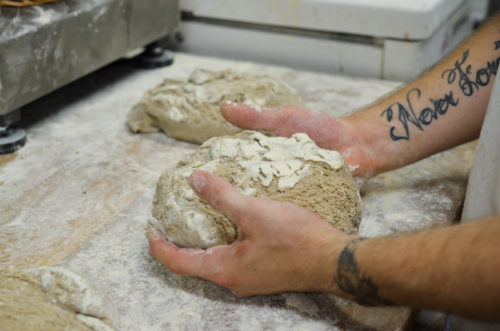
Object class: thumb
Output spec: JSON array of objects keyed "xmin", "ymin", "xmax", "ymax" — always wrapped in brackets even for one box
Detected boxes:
[{"xmin": 188, "ymin": 170, "xmax": 258, "ymax": 234}]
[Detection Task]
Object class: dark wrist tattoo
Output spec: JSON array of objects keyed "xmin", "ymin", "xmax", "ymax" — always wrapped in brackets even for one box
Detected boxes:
[
  {"xmin": 382, "ymin": 40, "xmax": 500, "ymax": 141},
  {"xmin": 335, "ymin": 238, "xmax": 393, "ymax": 306}
]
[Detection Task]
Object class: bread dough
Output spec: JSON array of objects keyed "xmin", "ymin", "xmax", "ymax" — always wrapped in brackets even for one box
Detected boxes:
[
  {"xmin": 151, "ymin": 131, "xmax": 361, "ymax": 249},
  {"xmin": 0, "ymin": 267, "xmax": 118, "ymax": 331},
  {"xmin": 127, "ymin": 69, "xmax": 304, "ymax": 144}
]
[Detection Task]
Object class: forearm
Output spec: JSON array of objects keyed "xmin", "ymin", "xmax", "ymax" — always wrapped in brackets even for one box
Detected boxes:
[
  {"xmin": 331, "ymin": 216, "xmax": 500, "ymax": 320},
  {"xmin": 344, "ymin": 15, "xmax": 500, "ymax": 175}
]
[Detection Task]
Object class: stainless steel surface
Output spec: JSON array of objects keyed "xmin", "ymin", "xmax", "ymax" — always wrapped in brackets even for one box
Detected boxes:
[{"xmin": 0, "ymin": 0, "xmax": 179, "ymax": 116}]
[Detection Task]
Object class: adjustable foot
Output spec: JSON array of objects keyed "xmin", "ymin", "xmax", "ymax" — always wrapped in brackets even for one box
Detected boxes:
[
  {"xmin": 0, "ymin": 110, "xmax": 27, "ymax": 154},
  {"xmin": 0, "ymin": 128, "xmax": 26, "ymax": 154},
  {"xmin": 136, "ymin": 40, "xmax": 174, "ymax": 69}
]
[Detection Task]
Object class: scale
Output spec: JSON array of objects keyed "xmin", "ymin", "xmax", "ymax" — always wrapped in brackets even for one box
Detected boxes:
[{"xmin": 176, "ymin": 0, "xmax": 474, "ymax": 80}]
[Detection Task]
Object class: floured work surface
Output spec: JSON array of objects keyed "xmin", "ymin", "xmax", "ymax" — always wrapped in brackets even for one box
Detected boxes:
[
  {"xmin": 0, "ymin": 53, "xmax": 474, "ymax": 330},
  {"xmin": 0, "ymin": 267, "xmax": 118, "ymax": 331}
]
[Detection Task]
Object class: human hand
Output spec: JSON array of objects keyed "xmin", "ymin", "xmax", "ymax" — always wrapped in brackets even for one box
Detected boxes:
[
  {"xmin": 147, "ymin": 170, "xmax": 354, "ymax": 297},
  {"xmin": 221, "ymin": 102, "xmax": 378, "ymax": 180}
]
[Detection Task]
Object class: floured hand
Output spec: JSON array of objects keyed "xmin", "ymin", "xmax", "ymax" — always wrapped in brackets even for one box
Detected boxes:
[
  {"xmin": 220, "ymin": 102, "xmax": 378, "ymax": 182},
  {"xmin": 147, "ymin": 170, "xmax": 354, "ymax": 297}
]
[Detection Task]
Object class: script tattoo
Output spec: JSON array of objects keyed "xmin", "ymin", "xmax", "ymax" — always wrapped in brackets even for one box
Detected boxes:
[
  {"xmin": 382, "ymin": 42, "xmax": 500, "ymax": 141},
  {"xmin": 381, "ymin": 88, "xmax": 458, "ymax": 141},
  {"xmin": 335, "ymin": 238, "xmax": 393, "ymax": 306},
  {"xmin": 442, "ymin": 49, "xmax": 500, "ymax": 95}
]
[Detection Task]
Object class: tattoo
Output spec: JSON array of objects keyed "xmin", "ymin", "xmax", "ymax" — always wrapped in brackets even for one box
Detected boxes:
[
  {"xmin": 382, "ymin": 42, "xmax": 500, "ymax": 141},
  {"xmin": 335, "ymin": 238, "xmax": 393, "ymax": 306},
  {"xmin": 442, "ymin": 49, "xmax": 500, "ymax": 95},
  {"xmin": 381, "ymin": 88, "xmax": 458, "ymax": 141}
]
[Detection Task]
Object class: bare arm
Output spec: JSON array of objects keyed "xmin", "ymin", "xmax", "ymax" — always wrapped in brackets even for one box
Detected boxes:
[
  {"xmin": 148, "ymin": 171, "xmax": 500, "ymax": 320},
  {"xmin": 333, "ymin": 216, "xmax": 500, "ymax": 320},
  {"xmin": 348, "ymin": 14, "xmax": 500, "ymax": 174},
  {"xmin": 221, "ymin": 14, "xmax": 500, "ymax": 177},
  {"xmin": 147, "ymin": 14, "xmax": 500, "ymax": 322}
]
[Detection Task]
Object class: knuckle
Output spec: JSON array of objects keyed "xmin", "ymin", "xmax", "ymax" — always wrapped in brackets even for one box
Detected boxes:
[
  {"xmin": 148, "ymin": 235, "xmax": 163, "ymax": 250},
  {"xmin": 205, "ymin": 181, "xmax": 229, "ymax": 209},
  {"xmin": 206, "ymin": 189, "xmax": 221, "ymax": 209},
  {"xmin": 218, "ymin": 183, "xmax": 233, "ymax": 201},
  {"xmin": 231, "ymin": 209, "xmax": 248, "ymax": 225},
  {"xmin": 150, "ymin": 243, "xmax": 168, "ymax": 262},
  {"xmin": 234, "ymin": 198, "xmax": 257, "ymax": 221}
]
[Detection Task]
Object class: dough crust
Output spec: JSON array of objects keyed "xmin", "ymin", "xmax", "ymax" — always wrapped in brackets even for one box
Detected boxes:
[
  {"xmin": 128, "ymin": 69, "xmax": 304, "ymax": 144},
  {"xmin": 151, "ymin": 131, "xmax": 361, "ymax": 249}
]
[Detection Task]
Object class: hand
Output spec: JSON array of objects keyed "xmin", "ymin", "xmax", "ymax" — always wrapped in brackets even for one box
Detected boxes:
[
  {"xmin": 221, "ymin": 102, "xmax": 378, "ymax": 179},
  {"xmin": 147, "ymin": 170, "xmax": 354, "ymax": 297}
]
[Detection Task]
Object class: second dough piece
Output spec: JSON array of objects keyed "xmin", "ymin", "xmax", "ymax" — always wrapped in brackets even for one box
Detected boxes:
[{"xmin": 128, "ymin": 69, "xmax": 304, "ymax": 144}]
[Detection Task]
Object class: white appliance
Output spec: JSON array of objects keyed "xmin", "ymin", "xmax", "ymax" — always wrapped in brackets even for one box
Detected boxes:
[
  {"xmin": 177, "ymin": 0, "xmax": 473, "ymax": 80},
  {"xmin": 469, "ymin": 0, "xmax": 489, "ymax": 25}
]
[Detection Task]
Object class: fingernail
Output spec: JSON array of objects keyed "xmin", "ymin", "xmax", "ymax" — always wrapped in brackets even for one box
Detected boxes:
[
  {"xmin": 189, "ymin": 171, "xmax": 207, "ymax": 193},
  {"xmin": 146, "ymin": 228, "xmax": 162, "ymax": 241}
]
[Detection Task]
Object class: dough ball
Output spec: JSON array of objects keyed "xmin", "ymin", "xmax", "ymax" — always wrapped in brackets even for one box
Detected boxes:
[
  {"xmin": 0, "ymin": 267, "xmax": 118, "ymax": 331},
  {"xmin": 127, "ymin": 69, "xmax": 304, "ymax": 144},
  {"xmin": 151, "ymin": 131, "xmax": 361, "ymax": 249}
]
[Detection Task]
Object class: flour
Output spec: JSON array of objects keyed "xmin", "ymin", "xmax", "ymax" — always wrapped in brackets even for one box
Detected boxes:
[
  {"xmin": 207, "ymin": 132, "xmax": 343, "ymax": 189},
  {"xmin": 152, "ymin": 131, "xmax": 361, "ymax": 249},
  {"xmin": 32, "ymin": 7, "xmax": 56, "ymax": 25},
  {"xmin": 0, "ymin": 52, "xmax": 471, "ymax": 330},
  {"xmin": 0, "ymin": 267, "xmax": 118, "ymax": 331},
  {"xmin": 127, "ymin": 68, "xmax": 304, "ymax": 144}
]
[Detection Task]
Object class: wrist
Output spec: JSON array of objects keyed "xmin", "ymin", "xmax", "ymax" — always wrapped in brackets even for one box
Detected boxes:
[
  {"xmin": 318, "ymin": 231, "xmax": 359, "ymax": 295},
  {"xmin": 339, "ymin": 113, "xmax": 391, "ymax": 178}
]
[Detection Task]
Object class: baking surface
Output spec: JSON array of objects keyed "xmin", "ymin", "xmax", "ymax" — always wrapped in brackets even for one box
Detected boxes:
[{"xmin": 0, "ymin": 53, "xmax": 474, "ymax": 330}]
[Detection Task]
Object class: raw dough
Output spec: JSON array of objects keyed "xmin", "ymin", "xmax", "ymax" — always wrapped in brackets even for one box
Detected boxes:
[
  {"xmin": 0, "ymin": 267, "xmax": 118, "ymax": 331},
  {"xmin": 127, "ymin": 68, "xmax": 304, "ymax": 144},
  {"xmin": 151, "ymin": 131, "xmax": 361, "ymax": 249}
]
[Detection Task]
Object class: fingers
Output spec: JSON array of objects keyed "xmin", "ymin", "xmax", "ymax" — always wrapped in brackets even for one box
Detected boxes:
[
  {"xmin": 220, "ymin": 102, "xmax": 339, "ymax": 150},
  {"xmin": 147, "ymin": 229, "xmax": 245, "ymax": 288},
  {"xmin": 147, "ymin": 228, "xmax": 217, "ymax": 278},
  {"xmin": 188, "ymin": 170, "xmax": 319, "ymax": 237},
  {"xmin": 220, "ymin": 101, "xmax": 284, "ymax": 133},
  {"xmin": 188, "ymin": 170, "xmax": 255, "ymax": 232}
]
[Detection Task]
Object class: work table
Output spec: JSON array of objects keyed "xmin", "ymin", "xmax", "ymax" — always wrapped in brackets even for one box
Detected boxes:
[{"xmin": 0, "ymin": 53, "xmax": 474, "ymax": 330}]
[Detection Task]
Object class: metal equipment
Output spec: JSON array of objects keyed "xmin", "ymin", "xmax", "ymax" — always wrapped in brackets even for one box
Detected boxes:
[
  {"xmin": 0, "ymin": 0, "xmax": 179, "ymax": 153},
  {"xmin": 0, "ymin": 109, "xmax": 26, "ymax": 154}
]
